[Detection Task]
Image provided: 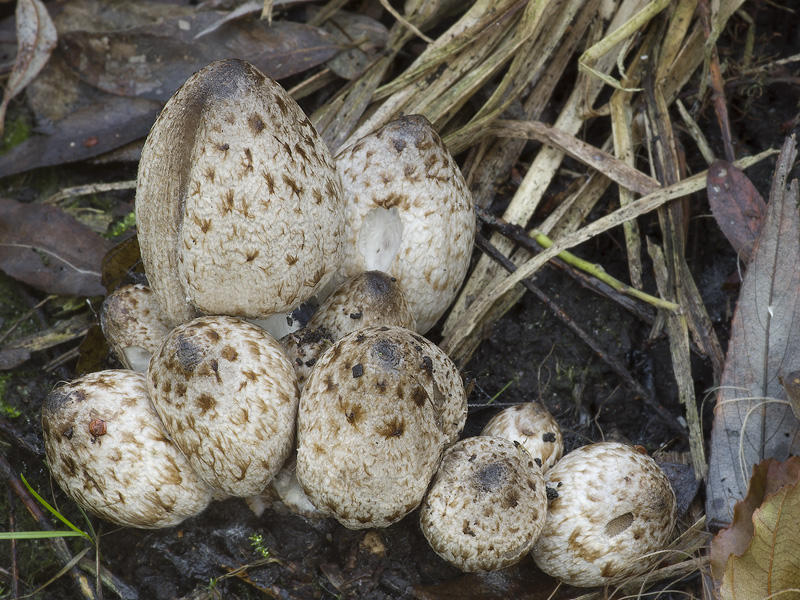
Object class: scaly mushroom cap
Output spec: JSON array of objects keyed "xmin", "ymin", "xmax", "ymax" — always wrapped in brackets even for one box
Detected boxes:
[
  {"xmin": 281, "ymin": 271, "xmax": 416, "ymax": 389},
  {"xmin": 332, "ymin": 115, "xmax": 475, "ymax": 333},
  {"xmin": 531, "ymin": 442, "xmax": 677, "ymax": 587},
  {"xmin": 296, "ymin": 325, "xmax": 467, "ymax": 528},
  {"xmin": 147, "ymin": 315, "xmax": 299, "ymax": 497},
  {"xmin": 136, "ymin": 58, "xmax": 345, "ymax": 326},
  {"xmin": 101, "ymin": 283, "xmax": 173, "ymax": 372},
  {"xmin": 41, "ymin": 370, "xmax": 213, "ymax": 528},
  {"xmin": 420, "ymin": 436, "xmax": 548, "ymax": 572},
  {"xmin": 481, "ymin": 403, "xmax": 563, "ymax": 472}
]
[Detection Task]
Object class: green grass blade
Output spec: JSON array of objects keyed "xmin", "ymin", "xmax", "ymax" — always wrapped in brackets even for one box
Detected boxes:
[
  {"xmin": 0, "ymin": 531, "xmax": 89, "ymax": 540},
  {"xmin": 20, "ymin": 474, "xmax": 92, "ymax": 543}
]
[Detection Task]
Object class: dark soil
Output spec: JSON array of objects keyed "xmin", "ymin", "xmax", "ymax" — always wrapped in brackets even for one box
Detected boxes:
[{"xmin": 1, "ymin": 1, "xmax": 799, "ymax": 599}]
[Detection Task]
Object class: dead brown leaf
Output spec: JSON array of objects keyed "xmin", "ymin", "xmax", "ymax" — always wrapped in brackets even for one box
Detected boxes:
[
  {"xmin": 710, "ymin": 457, "xmax": 800, "ymax": 582},
  {"xmin": 0, "ymin": 94, "xmax": 161, "ymax": 178},
  {"xmin": 706, "ymin": 136, "xmax": 800, "ymax": 529},
  {"xmin": 710, "ymin": 457, "xmax": 800, "ymax": 598},
  {"xmin": 707, "ymin": 159, "xmax": 767, "ymax": 265},
  {"xmin": 0, "ymin": 0, "xmax": 57, "ymax": 136},
  {"xmin": 322, "ymin": 10, "xmax": 389, "ymax": 80},
  {"xmin": 59, "ymin": 18, "xmax": 343, "ymax": 102},
  {"xmin": 0, "ymin": 198, "xmax": 112, "ymax": 297}
]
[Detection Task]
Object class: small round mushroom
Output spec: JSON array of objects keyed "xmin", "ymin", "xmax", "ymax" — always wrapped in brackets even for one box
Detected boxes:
[
  {"xmin": 296, "ymin": 325, "xmax": 467, "ymax": 528},
  {"xmin": 101, "ymin": 283, "xmax": 173, "ymax": 372},
  {"xmin": 147, "ymin": 315, "xmax": 299, "ymax": 497},
  {"xmin": 481, "ymin": 403, "xmax": 563, "ymax": 472},
  {"xmin": 281, "ymin": 270, "xmax": 416, "ymax": 389},
  {"xmin": 420, "ymin": 436, "xmax": 548, "ymax": 573},
  {"xmin": 136, "ymin": 58, "xmax": 345, "ymax": 326},
  {"xmin": 331, "ymin": 115, "xmax": 475, "ymax": 333},
  {"xmin": 531, "ymin": 442, "xmax": 677, "ymax": 587},
  {"xmin": 41, "ymin": 370, "xmax": 213, "ymax": 528}
]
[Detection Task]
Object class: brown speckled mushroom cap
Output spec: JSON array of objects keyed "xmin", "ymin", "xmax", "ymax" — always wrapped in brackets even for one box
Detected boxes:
[
  {"xmin": 420, "ymin": 436, "xmax": 547, "ymax": 572},
  {"xmin": 101, "ymin": 283, "xmax": 173, "ymax": 372},
  {"xmin": 481, "ymin": 403, "xmax": 563, "ymax": 472},
  {"xmin": 331, "ymin": 115, "xmax": 475, "ymax": 333},
  {"xmin": 296, "ymin": 325, "xmax": 467, "ymax": 528},
  {"xmin": 41, "ymin": 370, "xmax": 213, "ymax": 528},
  {"xmin": 281, "ymin": 271, "xmax": 416, "ymax": 389},
  {"xmin": 136, "ymin": 58, "xmax": 344, "ymax": 326},
  {"xmin": 147, "ymin": 315, "xmax": 299, "ymax": 497},
  {"xmin": 531, "ymin": 442, "xmax": 677, "ymax": 587}
]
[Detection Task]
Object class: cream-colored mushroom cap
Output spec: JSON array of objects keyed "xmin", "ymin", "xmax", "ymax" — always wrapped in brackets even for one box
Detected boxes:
[
  {"xmin": 147, "ymin": 315, "xmax": 299, "ymax": 497},
  {"xmin": 296, "ymin": 325, "xmax": 467, "ymax": 528},
  {"xmin": 420, "ymin": 436, "xmax": 547, "ymax": 572},
  {"xmin": 481, "ymin": 403, "xmax": 563, "ymax": 472},
  {"xmin": 41, "ymin": 370, "xmax": 213, "ymax": 528},
  {"xmin": 101, "ymin": 283, "xmax": 173, "ymax": 372},
  {"xmin": 332, "ymin": 115, "xmax": 475, "ymax": 333},
  {"xmin": 136, "ymin": 58, "xmax": 344, "ymax": 326},
  {"xmin": 531, "ymin": 442, "xmax": 677, "ymax": 587},
  {"xmin": 281, "ymin": 271, "xmax": 416, "ymax": 389}
]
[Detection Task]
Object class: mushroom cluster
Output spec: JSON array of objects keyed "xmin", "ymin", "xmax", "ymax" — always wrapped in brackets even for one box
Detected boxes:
[
  {"xmin": 42, "ymin": 58, "xmax": 678, "ymax": 589},
  {"xmin": 42, "ymin": 58, "xmax": 474, "ymax": 530}
]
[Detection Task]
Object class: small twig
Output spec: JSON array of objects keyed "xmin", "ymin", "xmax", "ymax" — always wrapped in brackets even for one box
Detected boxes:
[
  {"xmin": 698, "ymin": 0, "xmax": 735, "ymax": 162},
  {"xmin": 377, "ymin": 0, "xmax": 433, "ymax": 43},
  {"xmin": 0, "ymin": 454, "xmax": 98, "ymax": 600},
  {"xmin": 475, "ymin": 233, "xmax": 686, "ymax": 436},
  {"xmin": 0, "ymin": 294, "xmax": 57, "ymax": 345},
  {"xmin": 475, "ymin": 206, "xmax": 679, "ymax": 312},
  {"xmin": 7, "ymin": 487, "xmax": 20, "ymax": 598},
  {"xmin": 43, "ymin": 180, "xmax": 136, "ymax": 205}
]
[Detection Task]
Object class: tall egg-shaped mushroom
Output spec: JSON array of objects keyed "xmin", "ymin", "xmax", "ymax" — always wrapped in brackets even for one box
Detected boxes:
[
  {"xmin": 136, "ymin": 59, "xmax": 345, "ymax": 326},
  {"xmin": 331, "ymin": 115, "xmax": 475, "ymax": 333}
]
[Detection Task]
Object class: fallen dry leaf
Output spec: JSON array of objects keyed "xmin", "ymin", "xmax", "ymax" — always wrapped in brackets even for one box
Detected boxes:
[
  {"xmin": 0, "ymin": 0, "xmax": 57, "ymax": 136},
  {"xmin": 59, "ymin": 17, "xmax": 342, "ymax": 102},
  {"xmin": 710, "ymin": 457, "xmax": 800, "ymax": 599},
  {"xmin": 710, "ymin": 457, "xmax": 800, "ymax": 582},
  {"xmin": 706, "ymin": 136, "xmax": 800, "ymax": 529},
  {"xmin": 322, "ymin": 10, "xmax": 389, "ymax": 80},
  {"xmin": 707, "ymin": 159, "xmax": 767, "ymax": 265},
  {"xmin": 0, "ymin": 198, "xmax": 113, "ymax": 297},
  {"xmin": 0, "ymin": 94, "xmax": 162, "ymax": 178}
]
